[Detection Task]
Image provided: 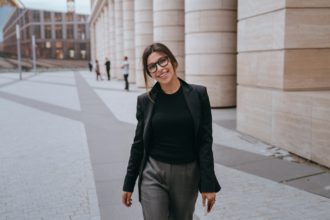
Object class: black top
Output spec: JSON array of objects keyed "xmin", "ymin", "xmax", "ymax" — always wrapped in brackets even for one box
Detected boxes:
[
  {"xmin": 105, "ymin": 61, "xmax": 111, "ymax": 69},
  {"xmin": 149, "ymin": 86, "xmax": 196, "ymax": 164}
]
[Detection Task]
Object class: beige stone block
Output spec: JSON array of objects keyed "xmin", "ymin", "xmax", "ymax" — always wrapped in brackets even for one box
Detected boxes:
[
  {"xmin": 237, "ymin": 86, "xmax": 273, "ymax": 143},
  {"xmin": 238, "ymin": 10, "xmax": 285, "ymax": 52},
  {"xmin": 153, "ymin": 0, "xmax": 183, "ymax": 11},
  {"xmin": 152, "ymin": 41, "xmax": 185, "ymax": 57},
  {"xmin": 135, "ymin": 23, "xmax": 153, "ymax": 35},
  {"xmin": 312, "ymin": 119, "xmax": 330, "ymax": 168},
  {"xmin": 154, "ymin": 11, "xmax": 184, "ymax": 26},
  {"xmin": 284, "ymin": 49, "xmax": 330, "ymax": 90},
  {"xmin": 272, "ymin": 111, "xmax": 312, "ymax": 160},
  {"xmin": 185, "ymin": 0, "xmax": 237, "ymax": 11},
  {"xmin": 186, "ymin": 75, "xmax": 236, "ymax": 107},
  {"xmin": 185, "ymin": 10, "xmax": 237, "ymax": 33},
  {"xmin": 310, "ymin": 92, "xmax": 330, "ymax": 121},
  {"xmin": 186, "ymin": 33, "xmax": 236, "ymax": 54},
  {"xmin": 286, "ymin": 0, "xmax": 330, "ymax": 7},
  {"xmin": 186, "ymin": 54, "xmax": 236, "ymax": 76},
  {"xmin": 153, "ymin": 26, "xmax": 184, "ymax": 42},
  {"xmin": 135, "ymin": 34, "xmax": 153, "ymax": 47},
  {"xmin": 135, "ymin": 11, "xmax": 152, "ymax": 23},
  {"xmin": 135, "ymin": 0, "xmax": 152, "ymax": 10},
  {"xmin": 285, "ymin": 9, "xmax": 330, "ymax": 49},
  {"xmin": 238, "ymin": 0, "xmax": 285, "ymax": 20},
  {"xmin": 237, "ymin": 50, "xmax": 284, "ymax": 89}
]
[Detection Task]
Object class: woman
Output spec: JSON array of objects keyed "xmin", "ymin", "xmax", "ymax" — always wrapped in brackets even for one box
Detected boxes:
[
  {"xmin": 122, "ymin": 43, "xmax": 220, "ymax": 220},
  {"xmin": 95, "ymin": 60, "xmax": 103, "ymax": 81}
]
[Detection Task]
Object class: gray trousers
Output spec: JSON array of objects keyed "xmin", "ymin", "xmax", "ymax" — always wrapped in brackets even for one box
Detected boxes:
[{"xmin": 141, "ymin": 157, "xmax": 199, "ymax": 220}]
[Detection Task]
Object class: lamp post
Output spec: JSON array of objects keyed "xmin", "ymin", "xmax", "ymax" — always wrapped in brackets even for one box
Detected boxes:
[{"xmin": 16, "ymin": 23, "xmax": 22, "ymax": 80}]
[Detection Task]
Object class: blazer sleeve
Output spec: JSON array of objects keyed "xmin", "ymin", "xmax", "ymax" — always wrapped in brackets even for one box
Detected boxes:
[
  {"xmin": 122, "ymin": 95, "xmax": 145, "ymax": 192},
  {"xmin": 198, "ymin": 87, "xmax": 221, "ymax": 193}
]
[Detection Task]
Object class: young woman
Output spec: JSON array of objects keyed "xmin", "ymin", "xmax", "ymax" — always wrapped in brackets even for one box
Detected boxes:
[{"xmin": 122, "ymin": 43, "xmax": 220, "ymax": 220}]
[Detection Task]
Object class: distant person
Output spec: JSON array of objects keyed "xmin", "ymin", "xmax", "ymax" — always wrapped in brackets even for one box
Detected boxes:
[
  {"xmin": 122, "ymin": 43, "xmax": 220, "ymax": 220},
  {"xmin": 95, "ymin": 60, "xmax": 103, "ymax": 81},
  {"xmin": 88, "ymin": 61, "xmax": 93, "ymax": 72},
  {"xmin": 105, "ymin": 58, "xmax": 111, "ymax": 80},
  {"xmin": 121, "ymin": 56, "xmax": 129, "ymax": 91}
]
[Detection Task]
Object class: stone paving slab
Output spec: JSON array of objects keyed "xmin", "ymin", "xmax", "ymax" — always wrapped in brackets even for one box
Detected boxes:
[
  {"xmin": 285, "ymin": 173, "xmax": 330, "ymax": 198},
  {"xmin": 194, "ymin": 164, "xmax": 330, "ymax": 220},
  {"xmin": 0, "ymin": 94, "xmax": 100, "ymax": 220}
]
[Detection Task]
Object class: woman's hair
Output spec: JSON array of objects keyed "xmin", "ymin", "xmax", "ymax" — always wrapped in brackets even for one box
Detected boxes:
[{"xmin": 142, "ymin": 43, "xmax": 178, "ymax": 89}]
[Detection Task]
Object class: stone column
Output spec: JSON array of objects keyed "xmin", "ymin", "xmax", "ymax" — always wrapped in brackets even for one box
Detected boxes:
[
  {"xmin": 185, "ymin": 0, "xmax": 237, "ymax": 107},
  {"xmin": 153, "ymin": 0, "xmax": 184, "ymax": 79},
  {"xmin": 108, "ymin": 0, "xmax": 116, "ymax": 78},
  {"xmin": 237, "ymin": 0, "xmax": 330, "ymax": 168},
  {"xmin": 90, "ymin": 23, "xmax": 96, "ymax": 62},
  {"xmin": 123, "ymin": 0, "xmax": 135, "ymax": 83},
  {"xmin": 134, "ymin": 0, "xmax": 153, "ymax": 87},
  {"xmin": 115, "ymin": 0, "xmax": 124, "ymax": 79}
]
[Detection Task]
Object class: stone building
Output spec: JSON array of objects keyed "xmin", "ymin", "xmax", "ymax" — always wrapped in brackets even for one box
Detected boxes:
[
  {"xmin": 3, "ymin": 8, "xmax": 90, "ymax": 60},
  {"xmin": 89, "ymin": 0, "xmax": 330, "ymax": 168}
]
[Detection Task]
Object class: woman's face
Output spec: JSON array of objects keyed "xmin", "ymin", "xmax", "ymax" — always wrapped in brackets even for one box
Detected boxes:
[{"xmin": 147, "ymin": 51, "xmax": 177, "ymax": 86}]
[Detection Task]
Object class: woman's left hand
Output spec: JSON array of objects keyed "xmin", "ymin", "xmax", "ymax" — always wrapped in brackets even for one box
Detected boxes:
[{"xmin": 201, "ymin": 192, "xmax": 216, "ymax": 213}]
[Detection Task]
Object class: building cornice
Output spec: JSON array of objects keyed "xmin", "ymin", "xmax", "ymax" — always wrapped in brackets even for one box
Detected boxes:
[{"xmin": 88, "ymin": 0, "xmax": 107, "ymax": 25}]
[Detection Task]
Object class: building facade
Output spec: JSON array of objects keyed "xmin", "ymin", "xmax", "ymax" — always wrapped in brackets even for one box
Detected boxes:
[
  {"xmin": 89, "ymin": 0, "xmax": 330, "ymax": 169},
  {"xmin": 3, "ymin": 8, "xmax": 90, "ymax": 60}
]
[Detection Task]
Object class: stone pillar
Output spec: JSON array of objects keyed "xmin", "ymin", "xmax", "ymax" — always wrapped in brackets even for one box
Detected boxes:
[
  {"xmin": 108, "ymin": 0, "xmax": 116, "ymax": 78},
  {"xmin": 123, "ymin": 0, "xmax": 135, "ymax": 83},
  {"xmin": 90, "ymin": 23, "xmax": 96, "ymax": 62},
  {"xmin": 134, "ymin": 0, "xmax": 153, "ymax": 87},
  {"xmin": 115, "ymin": 0, "xmax": 124, "ymax": 79},
  {"xmin": 153, "ymin": 0, "xmax": 184, "ymax": 79},
  {"xmin": 237, "ymin": 0, "xmax": 330, "ymax": 168},
  {"xmin": 185, "ymin": 0, "xmax": 237, "ymax": 107}
]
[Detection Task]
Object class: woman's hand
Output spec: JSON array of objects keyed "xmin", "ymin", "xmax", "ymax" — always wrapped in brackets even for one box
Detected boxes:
[
  {"xmin": 201, "ymin": 192, "xmax": 216, "ymax": 213},
  {"xmin": 122, "ymin": 191, "xmax": 133, "ymax": 207}
]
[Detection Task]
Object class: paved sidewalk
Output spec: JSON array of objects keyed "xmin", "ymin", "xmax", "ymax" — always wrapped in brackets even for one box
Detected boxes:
[{"xmin": 0, "ymin": 70, "xmax": 329, "ymax": 220}]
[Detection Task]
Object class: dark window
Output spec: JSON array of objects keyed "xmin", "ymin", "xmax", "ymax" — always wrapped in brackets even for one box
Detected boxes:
[
  {"xmin": 33, "ymin": 26, "xmax": 41, "ymax": 39},
  {"xmin": 66, "ymin": 24, "xmax": 74, "ymax": 39},
  {"xmin": 33, "ymin": 11, "xmax": 40, "ymax": 22},
  {"xmin": 44, "ymin": 12, "xmax": 51, "ymax": 22},
  {"xmin": 55, "ymin": 24, "xmax": 62, "ymax": 39},
  {"xmin": 66, "ymin": 13, "xmax": 73, "ymax": 22},
  {"xmin": 55, "ymin": 13, "xmax": 62, "ymax": 22},
  {"xmin": 45, "ymin": 25, "xmax": 52, "ymax": 39}
]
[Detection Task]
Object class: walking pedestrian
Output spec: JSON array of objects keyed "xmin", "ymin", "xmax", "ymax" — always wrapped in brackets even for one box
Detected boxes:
[
  {"xmin": 121, "ymin": 56, "xmax": 129, "ymax": 90},
  {"xmin": 95, "ymin": 60, "xmax": 103, "ymax": 81},
  {"xmin": 88, "ymin": 61, "xmax": 93, "ymax": 72},
  {"xmin": 122, "ymin": 43, "xmax": 221, "ymax": 220},
  {"xmin": 105, "ymin": 58, "xmax": 111, "ymax": 80}
]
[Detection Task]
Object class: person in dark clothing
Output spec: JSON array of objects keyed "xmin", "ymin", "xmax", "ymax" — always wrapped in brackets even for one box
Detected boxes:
[
  {"xmin": 122, "ymin": 43, "xmax": 220, "ymax": 220},
  {"xmin": 88, "ymin": 61, "xmax": 93, "ymax": 72},
  {"xmin": 105, "ymin": 58, "xmax": 111, "ymax": 80}
]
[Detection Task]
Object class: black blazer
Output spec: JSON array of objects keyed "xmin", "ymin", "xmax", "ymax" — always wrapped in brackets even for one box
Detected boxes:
[{"xmin": 123, "ymin": 79, "xmax": 221, "ymax": 201}]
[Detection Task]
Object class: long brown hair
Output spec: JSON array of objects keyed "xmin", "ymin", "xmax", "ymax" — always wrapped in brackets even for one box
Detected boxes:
[{"xmin": 142, "ymin": 43, "xmax": 178, "ymax": 89}]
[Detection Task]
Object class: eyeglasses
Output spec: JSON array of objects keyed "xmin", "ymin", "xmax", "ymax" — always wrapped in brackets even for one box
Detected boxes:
[{"xmin": 147, "ymin": 56, "xmax": 169, "ymax": 74}]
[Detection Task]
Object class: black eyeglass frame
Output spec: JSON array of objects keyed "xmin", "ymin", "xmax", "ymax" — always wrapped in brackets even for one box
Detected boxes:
[{"xmin": 147, "ymin": 56, "xmax": 169, "ymax": 74}]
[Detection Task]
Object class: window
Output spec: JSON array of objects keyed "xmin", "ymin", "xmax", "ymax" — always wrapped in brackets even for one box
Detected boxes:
[
  {"xmin": 45, "ymin": 25, "xmax": 52, "ymax": 39},
  {"xmin": 69, "ymin": 49, "xmax": 75, "ymax": 58},
  {"xmin": 55, "ymin": 13, "xmax": 62, "ymax": 22},
  {"xmin": 66, "ymin": 24, "xmax": 74, "ymax": 39},
  {"xmin": 33, "ymin": 11, "xmax": 40, "ymax": 22},
  {"xmin": 66, "ymin": 13, "xmax": 73, "ymax": 22},
  {"xmin": 44, "ymin": 12, "xmax": 51, "ymax": 22},
  {"xmin": 55, "ymin": 24, "xmax": 62, "ymax": 39},
  {"xmin": 77, "ymin": 24, "xmax": 86, "ymax": 40},
  {"xmin": 33, "ymin": 26, "xmax": 41, "ymax": 39}
]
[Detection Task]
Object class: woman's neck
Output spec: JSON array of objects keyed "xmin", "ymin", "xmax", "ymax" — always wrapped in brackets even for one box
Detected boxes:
[{"xmin": 160, "ymin": 77, "xmax": 181, "ymax": 94}]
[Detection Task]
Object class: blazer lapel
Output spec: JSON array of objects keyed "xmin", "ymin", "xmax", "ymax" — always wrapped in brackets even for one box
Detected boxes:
[{"xmin": 182, "ymin": 82, "xmax": 200, "ymax": 138}]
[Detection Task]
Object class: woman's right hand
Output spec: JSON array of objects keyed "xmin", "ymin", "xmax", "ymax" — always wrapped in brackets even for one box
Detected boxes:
[{"xmin": 122, "ymin": 191, "xmax": 133, "ymax": 207}]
